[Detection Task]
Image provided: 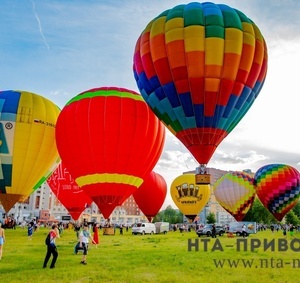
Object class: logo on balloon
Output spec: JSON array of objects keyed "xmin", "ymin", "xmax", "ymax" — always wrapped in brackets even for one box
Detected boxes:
[
  {"xmin": 5, "ymin": 122, "xmax": 13, "ymax": 130},
  {"xmin": 174, "ymin": 183, "xmax": 204, "ymax": 203}
]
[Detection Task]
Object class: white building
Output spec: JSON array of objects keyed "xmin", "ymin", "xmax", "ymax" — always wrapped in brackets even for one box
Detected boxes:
[{"xmin": 3, "ymin": 183, "xmax": 146, "ymax": 225}]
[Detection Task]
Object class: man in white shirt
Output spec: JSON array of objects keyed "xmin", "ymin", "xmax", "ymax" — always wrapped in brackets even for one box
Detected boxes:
[{"xmin": 79, "ymin": 223, "xmax": 95, "ymax": 265}]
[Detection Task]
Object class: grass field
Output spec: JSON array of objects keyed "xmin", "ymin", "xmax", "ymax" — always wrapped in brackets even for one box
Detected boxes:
[{"xmin": 0, "ymin": 226, "xmax": 299, "ymax": 283}]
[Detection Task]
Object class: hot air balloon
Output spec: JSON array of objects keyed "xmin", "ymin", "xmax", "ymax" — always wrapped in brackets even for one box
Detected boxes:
[
  {"xmin": 170, "ymin": 174, "xmax": 210, "ymax": 222},
  {"xmin": 133, "ymin": 171, "xmax": 167, "ymax": 222},
  {"xmin": 133, "ymin": 2, "xmax": 268, "ymax": 183},
  {"xmin": 254, "ymin": 164, "xmax": 300, "ymax": 221},
  {"xmin": 47, "ymin": 162, "xmax": 92, "ymax": 220},
  {"xmin": 0, "ymin": 90, "xmax": 60, "ymax": 212},
  {"xmin": 213, "ymin": 171, "xmax": 256, "ymax": 221},
  {"xmin": 55, "ymin": 87, "xmax": 165, "ymax": 219}
]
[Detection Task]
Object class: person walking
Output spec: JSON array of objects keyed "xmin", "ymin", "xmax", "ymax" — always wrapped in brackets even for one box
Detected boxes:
[
  {"xmin": 43, "ymin": 224, "xmax": 60, "ymax": 269},
  {"xmin": 0, "ymin": 223, "xmax": 5, "ymax": 260},
  {"xmin": 79, "ymin": 223, "xmax": 96, "ymax": 265}
]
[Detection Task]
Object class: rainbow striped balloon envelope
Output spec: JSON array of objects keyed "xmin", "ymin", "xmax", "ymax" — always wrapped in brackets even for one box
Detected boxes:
[
  {"xmin": 254, "ymin": 164, "xmax": 300, "ymax": 221},
  {"xmin": 133, "ymin": 2, "xmax": 268, "ymax": 165},
  {"xmin": 214, "ymin": 171, "xmax": 256, "ymax": 221}
]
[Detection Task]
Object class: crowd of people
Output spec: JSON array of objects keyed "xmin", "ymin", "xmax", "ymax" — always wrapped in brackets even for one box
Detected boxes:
[
  {"xmin": 45, "ymin": 220, "xmax": 100, "ymax": 268},
  {"xmin": 1, "ymin": 216, "xmax": 299, "ymax": 268},
  {"xmin": 0, "ymin": 216, "xmax": 101, "ymax": 268}
]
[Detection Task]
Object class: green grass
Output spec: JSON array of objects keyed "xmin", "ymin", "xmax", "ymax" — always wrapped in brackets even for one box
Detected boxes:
[{"xmin": 0, "ymin": 227, "xmax": 299, "ymax": 283}]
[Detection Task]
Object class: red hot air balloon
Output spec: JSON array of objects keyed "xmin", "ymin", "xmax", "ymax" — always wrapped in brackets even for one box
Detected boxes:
[
  {"xmin": 133, "ymin": 171, "xmax": 167, "ymax": 222},
  {"xmin": 254, "ymin": 164, "xmax": 300, "ymax": 221},
  {"xmin": 133, "ymin": 2, "xmax": 268, "ymax": 177},
  {"xmin": 47, "ymin": 162, "xmax": 92, "ymax": 220},
  {"xmin": 55, "ymin": 87, "xmax": 165, "ymax": 219}
]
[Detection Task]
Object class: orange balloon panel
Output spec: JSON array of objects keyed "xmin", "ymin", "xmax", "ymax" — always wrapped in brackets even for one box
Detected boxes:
[
  {"xmin": 55, "ymin": 87, "xmax": 165, "ymax": 219},
  {"xmin": 171, "ymin": 174, "xmax": 210, "ymax": 222}
]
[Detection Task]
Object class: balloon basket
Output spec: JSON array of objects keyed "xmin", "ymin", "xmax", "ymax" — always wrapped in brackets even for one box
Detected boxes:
[
  {"xmin": 103, "ymin": 227, "xmax": 115, "ymax": 235},
  {"xmin": 195, "ymin": 174, "xmax": 211, "ymax": 185}
]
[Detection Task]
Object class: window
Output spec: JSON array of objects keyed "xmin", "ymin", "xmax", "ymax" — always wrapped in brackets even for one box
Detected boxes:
[{"xmin": 35, "ymin": 196, "xmax": 40, "ymax": 209}]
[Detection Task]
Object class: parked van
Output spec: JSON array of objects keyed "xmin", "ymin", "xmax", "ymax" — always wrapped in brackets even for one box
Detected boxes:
[
  {"xmin": 228, "ymin": 221, "xmax": 257, "ymax": 236},
  {"xmin": 132, "ymin": 222, "xmax": 156, "ymax": 235},
  {"xmin": 154, "ymin": 222, "xmax": 169, "ymax": 234}
]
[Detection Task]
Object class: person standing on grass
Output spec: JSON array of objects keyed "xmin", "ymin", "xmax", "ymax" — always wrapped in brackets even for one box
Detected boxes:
[
  {"xmin": 92, "ymin": 222, "xmax": 99, "ymax": 248},
  {"xmin": 43, "ymin": 224, "xmax": 60, "ymax": 269},
  {"xmin": 282, "ymin": 225, "xmax": 287, "ymax": 237},
  {"xmin": 211, "ymin": 224, "xmax": 216, "ymax": 238},
  {"xmin": 79, "ymin": 223, "xmax": 96, "ymax": 265},
  {"xmin": 0, "ymin": 222, "xmax": 5, "ymax": 260},
  {"xmin": 289, "ymin": 224, "xmax": 295, "ymax": 238},
  {"xmin": 242, "ymin": 224, "xmax": 247, "ymax": 238},
  {"xmin": 28, "ymin": 223, "xmax": 33, "ymax": 240},
  {"xmin": 74, "ymin": 223, "xmax": 81, "ymax": 240}
]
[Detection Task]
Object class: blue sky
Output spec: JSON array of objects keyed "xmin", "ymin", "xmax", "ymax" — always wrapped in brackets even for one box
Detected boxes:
[{"xmin": 1, "ymin": 0, "xmax": 299, "ymax": 208}]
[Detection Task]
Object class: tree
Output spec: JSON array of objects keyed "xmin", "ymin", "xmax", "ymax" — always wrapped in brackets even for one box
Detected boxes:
[
  {"xmin": 285, "ymin": 210, "xmax": 299, "ymax": 226},
  {"xmin": 153, "ymin": 205, "xmax": 183, "ymax": 224},
  {"xmin": 244, "ymin": 198, "xmax": 276, "ymax": 224},
  {"xmin": 292, "ymin": 201, "xmax": 300, "ymax": 221},
  {"xmin": 206, "ymin": 212, "xmax": 216, "ymax": 224}
]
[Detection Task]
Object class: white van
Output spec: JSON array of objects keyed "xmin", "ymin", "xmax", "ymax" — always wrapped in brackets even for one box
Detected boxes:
[
  {"xmin": 154, "ymin": 222, "xmax": 170, "ymax": 234},
  {"xmin": 132, "ymin": 222, "xmax": 156, "ymax": 235},
  {"xmin": 228, "ymin": 221, "xmax": 257, "ymax": 236}
]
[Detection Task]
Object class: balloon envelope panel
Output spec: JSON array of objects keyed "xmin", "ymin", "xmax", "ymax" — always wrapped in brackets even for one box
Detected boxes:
[
  {"xmin": 55, "ymin": 87, "xmax": 165, "ymax": 219},
  {"xmin": 133, "ymin": 171, "xmax": 167, "ymax": 222},
  {"xmin": 170, "ymin": 173, "xmax": 210, "ymax": 222},
  {"xmin": 0, "ymin": 90, "xmax": 60, "ymax": 211},
  {"xmin": 47, "ymin": 162, "xmax": 92, "ymax": 220},
  {"xmin": 214, "ymin": 171, "xmax": 256, "ymax": 221},
  {"xmin": 133, "ymin": 2, "xmax": 268, "ymax": 164},
  {"xmin": 254, "ymin": 164, "xmax": 300, "ymax": 221}
]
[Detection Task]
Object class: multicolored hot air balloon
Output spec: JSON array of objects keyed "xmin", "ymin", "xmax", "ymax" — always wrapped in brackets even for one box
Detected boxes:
[
  {"xmin": 55, "ymin": 87, "xmax": 165, "ymax": 219},
  {"xmin": 133, "ymin": 2, "xmax": 268, "ymax": 172},
  {"xmin": 47, "ymin": 162, "xmax": 92, "ymax": 220},
  {"xmin": 254, "ymin": 164, "xmax": 300, "ymax": 221},
  {"xmin": 133, "ymin": 171, "xmax": 167, "ymax": 222},
  {"xmin": 213, "ymin": 171, "xmax": 256, "ymax": 221},
  {"xmin": 170, "ymin": 174, "xmax": 210, "ymax": 222},
  {"xmin": 0, "ymin": 90, "xmax": 60, "ymax": 212}
]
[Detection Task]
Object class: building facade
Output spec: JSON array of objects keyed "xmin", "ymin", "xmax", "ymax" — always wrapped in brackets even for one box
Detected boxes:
[
  {"xmin": 1, "ymin": 167, "xmax": 254, "ymax": 225},
  {"xmin": 3, "ymin": 183, "xmax": 146, "ymax": 225}
]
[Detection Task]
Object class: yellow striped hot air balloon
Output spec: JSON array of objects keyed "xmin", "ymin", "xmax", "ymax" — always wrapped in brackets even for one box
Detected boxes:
[{"xmin": 0, "ymin": 90, "xmax": 60, "ymax": 212}]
